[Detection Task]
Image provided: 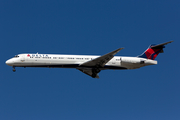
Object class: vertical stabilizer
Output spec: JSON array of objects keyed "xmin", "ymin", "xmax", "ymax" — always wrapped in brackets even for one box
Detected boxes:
[{"xmin": 138, "ymin": 41, "xmax": 173, "ymax": 60}]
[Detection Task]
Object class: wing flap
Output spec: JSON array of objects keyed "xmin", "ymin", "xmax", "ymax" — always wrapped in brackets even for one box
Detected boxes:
[{"xmin": 77, "ymin": 68, "xmax": 99, "ymax": 78}]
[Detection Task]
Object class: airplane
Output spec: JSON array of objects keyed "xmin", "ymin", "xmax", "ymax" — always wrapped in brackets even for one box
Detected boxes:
[{"xmin": 6, "ymin": 41, "xmax": 173, "ymax": 78}]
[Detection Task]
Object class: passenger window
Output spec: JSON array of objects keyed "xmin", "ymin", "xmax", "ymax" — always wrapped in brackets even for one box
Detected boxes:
[{"xmin": 14, "ymin": 55, "xmax": 19, "ymax": 58}]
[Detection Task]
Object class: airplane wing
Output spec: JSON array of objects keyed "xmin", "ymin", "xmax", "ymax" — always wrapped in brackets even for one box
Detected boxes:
[
  {"xmin": 77, "ymin": 48, "xmax": 123, "ymax": 78},
  {"xmin": 79, "ymin": 48, "xmax": 124, "ymax": 67}
]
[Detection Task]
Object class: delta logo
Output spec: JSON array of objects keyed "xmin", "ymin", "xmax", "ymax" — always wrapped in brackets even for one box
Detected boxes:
[{"xmin": 27, "ymin": 54, "xmax": 49, "ymax": 57}]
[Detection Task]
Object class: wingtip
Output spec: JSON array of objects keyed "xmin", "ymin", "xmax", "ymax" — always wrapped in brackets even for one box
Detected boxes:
[
  {"xmin": 169, "ymin": 40, "xmax": 174, "ymax": 43},
  {"xmin": 115, "ymin": 48, "xmax": 124, "ymax": 53},
  {"xmin": 118, "ymin": 47, "xmax": 124, "ymax": 50}
]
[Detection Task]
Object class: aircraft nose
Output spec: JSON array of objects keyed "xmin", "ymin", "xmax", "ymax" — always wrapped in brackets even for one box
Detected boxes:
[{"xmin": 6, "ymin": 59, "xmax": 14, "ymax": 66}]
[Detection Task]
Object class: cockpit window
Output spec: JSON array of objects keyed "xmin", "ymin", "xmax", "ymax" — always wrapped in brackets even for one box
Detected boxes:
[{"xmin": 14, "ymin": 55, "xmax": 19, "ymax": 58}]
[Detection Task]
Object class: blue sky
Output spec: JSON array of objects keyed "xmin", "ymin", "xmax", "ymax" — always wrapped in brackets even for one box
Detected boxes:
[{"xmin": 0, "ymin": 0, "xmax": 180, "ymax": 120}]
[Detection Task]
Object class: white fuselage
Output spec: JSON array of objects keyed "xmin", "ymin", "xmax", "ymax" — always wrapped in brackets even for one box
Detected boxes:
[{"xmin": 6, "ymin": 53, "xmax": 157, "ymax": 70}]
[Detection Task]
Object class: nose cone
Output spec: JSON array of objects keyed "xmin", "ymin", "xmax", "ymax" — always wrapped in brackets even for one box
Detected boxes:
[{"xmin": 6, "ymin": 59, "xmax": 14, "ymax": 66}]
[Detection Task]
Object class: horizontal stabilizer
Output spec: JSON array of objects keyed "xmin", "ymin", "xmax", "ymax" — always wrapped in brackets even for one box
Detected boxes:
[{"xmin": 151, "ymin": 41, "xmax": 173, "ymax": 48}]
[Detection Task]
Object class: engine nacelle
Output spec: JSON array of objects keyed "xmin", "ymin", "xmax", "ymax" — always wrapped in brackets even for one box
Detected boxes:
[
  {"xmin": 121, "ymin": 57, "xmax": 142, "ymax": 64},
  {"xmin": 121, "ymin": 57, "xmax": 157, "ymax": 66}
]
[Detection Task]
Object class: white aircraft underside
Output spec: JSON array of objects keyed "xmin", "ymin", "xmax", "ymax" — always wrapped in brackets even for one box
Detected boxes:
[{"xmin": 6, "ymin": 41, "xmax": 173, "ymax": 78}]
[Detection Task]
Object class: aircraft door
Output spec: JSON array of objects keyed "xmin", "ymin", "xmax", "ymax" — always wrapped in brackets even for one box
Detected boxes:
[
  {"xmin": 21, "ymin": 55, "xmax": 25, "ymax": 62},
  {"xmin": 119, "ymin": 57, "xmax": 122, "ymax": 66}
]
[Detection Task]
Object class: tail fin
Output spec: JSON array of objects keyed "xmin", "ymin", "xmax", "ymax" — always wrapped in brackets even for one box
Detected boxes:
[{"xmin": 138, "ymin": 41, "xmax": 173, "ymax": 60}]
